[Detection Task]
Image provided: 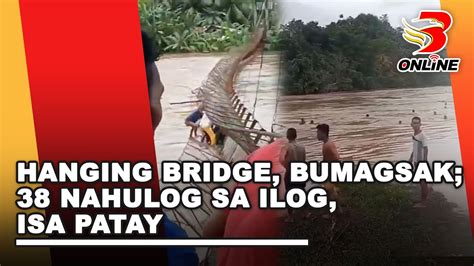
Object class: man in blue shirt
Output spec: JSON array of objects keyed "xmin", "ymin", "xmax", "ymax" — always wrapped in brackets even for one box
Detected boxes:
[{"xmin": 185, "ymin": 105, "xmax": 204, "ymax": 137}]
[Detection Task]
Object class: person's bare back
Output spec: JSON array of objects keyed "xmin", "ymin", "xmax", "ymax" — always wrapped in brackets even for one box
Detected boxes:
[
  {"xmin": 322, "ymin": 140, "xmax": 339, "ymax": 161},
  {"xmin": 287, "ymin": 142, "xmax": 305, "ymax": 161},
  {"xmin": 316, "ymin": 124, "xmax": 341, "ymax": 212}
]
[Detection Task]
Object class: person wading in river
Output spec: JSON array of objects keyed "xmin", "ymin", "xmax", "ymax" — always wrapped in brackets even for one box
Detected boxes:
[
  {"xmin": 409, "ymin": 116, "xmax": 430, "ymax": 208},
  {"xmin": 316, "ymin": 124, "xmax": 340, "ymax": 208},
  {"xmin": 284, "ymin": 128, "xmax": 307, "ymax": 222}
]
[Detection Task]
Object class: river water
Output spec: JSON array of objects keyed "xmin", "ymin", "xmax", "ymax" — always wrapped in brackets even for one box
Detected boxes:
[{"xmin": 156, "ymin": 54, "xmax": 468, "ymax": 214}]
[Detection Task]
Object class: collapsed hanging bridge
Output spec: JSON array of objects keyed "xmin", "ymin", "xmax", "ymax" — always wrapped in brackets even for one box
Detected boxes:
[{"xmin": 162, "ymin": 28, "xmax": 282, "ymax": 239}]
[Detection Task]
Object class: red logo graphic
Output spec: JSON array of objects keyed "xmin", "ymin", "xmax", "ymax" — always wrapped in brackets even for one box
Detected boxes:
[
  {"xmin": 429, "ymin": 54, "xmax": 441, "ymax": 61},
  {"xmin": 402, "ymin": 10, "xmax": 453, "ymax": 55}
]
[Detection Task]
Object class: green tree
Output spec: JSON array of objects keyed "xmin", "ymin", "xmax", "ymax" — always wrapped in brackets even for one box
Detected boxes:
[
  {"xmin": 139, "ymin": 0, "xmax": 279, "ymax": 53},
  {"xmin": 279, "ymin": 15, "xmax": 450, "ymax": 94}
]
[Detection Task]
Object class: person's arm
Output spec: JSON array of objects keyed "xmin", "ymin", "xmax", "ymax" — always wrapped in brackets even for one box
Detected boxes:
[
  {"xmin": 203, "ymin": 183, "xmax": 234, "ymax": 238},
  {"xmin": 422, "ymin": 135, "xmax": 428, "ymax": 161},
  {"xmin": 323, "ymin": 143, "xmax": 339, "ymax": 161},
  {"xmin": 203, "ymin": 208, "xmax": 230, "ymax": 238},
  {"xmin": 329, "ymin": 143, "xmax": 340, "ymax": 161},
  {"xmin": 150, "ymin": 103, "xmax": 162, "ymax": 130},
  {"xmin": 409, "ymin": 152, "xmax": 413, "ymax": 163},
  {"xmin": 322, "ymin": 144, "xmax": 328, "ymax": 161},
  {"xmin": 149, "ymin": 63, "xmax": 164, "ymax": 130},
  {"xmin": 279, "ymin": 143, "xmax": 289, "ymax": 167}
]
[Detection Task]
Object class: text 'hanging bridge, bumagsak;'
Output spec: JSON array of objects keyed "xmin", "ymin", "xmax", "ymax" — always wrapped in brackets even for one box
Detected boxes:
[{"xmin": 160, "ymin": 27, "xmax": 283, "ymax": 250}]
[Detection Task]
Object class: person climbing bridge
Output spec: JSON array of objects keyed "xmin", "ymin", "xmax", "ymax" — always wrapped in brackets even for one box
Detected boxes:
[{"xmin": 185, "ymin": 104, "xmax": 204, "ymax": 138}]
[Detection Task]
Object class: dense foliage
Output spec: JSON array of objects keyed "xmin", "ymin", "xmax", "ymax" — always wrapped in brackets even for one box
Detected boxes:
[
  {"xmin": 139, "ymin": 0, "xmax": 279, "ymax": 53},
  {"xmin": 278, "ymin": 14, "xmax": 451, "ymax": 94},
  {"xmin": 283, "ymin": 184, "xmax": 473, "ymax": 264}
]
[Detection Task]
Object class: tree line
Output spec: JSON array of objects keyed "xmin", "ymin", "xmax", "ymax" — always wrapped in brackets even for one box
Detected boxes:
[{"xmin": 278, "ymin": 14, "xmax": 451, "ymax": 94}]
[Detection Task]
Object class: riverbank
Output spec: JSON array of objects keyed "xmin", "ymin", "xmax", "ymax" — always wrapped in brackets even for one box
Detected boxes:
[
  {"xmin": 282, "ymin": 84, "xmax": 453, "ymax": 96},
  {"xmin": 282, "ymin": 184, "xmax": 474, "ymax": 265},
  {"xmin": 159, "ymin": 50, "xmax": 281, "ymax": 59}
]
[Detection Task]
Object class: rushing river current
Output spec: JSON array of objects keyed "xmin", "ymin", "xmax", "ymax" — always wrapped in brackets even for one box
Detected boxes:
[{"xmin": 156, "ymin": 53, "xmax": 468, "ymax": 214}]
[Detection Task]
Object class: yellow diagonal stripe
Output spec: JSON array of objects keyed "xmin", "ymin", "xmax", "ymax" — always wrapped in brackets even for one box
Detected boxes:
[
  {"xmin": 1, "ymin": 0, "xmax": 50, "ymax": 265},
  {"xmin": 403, "ymin": 32, "xmax": 424, "ymax": 47}
]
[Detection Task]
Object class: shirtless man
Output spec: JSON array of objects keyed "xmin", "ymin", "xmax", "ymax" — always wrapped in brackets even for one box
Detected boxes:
[
  {"xmin": 142, "ymin": 32, "xmax": 199, "ymax": 265},
  {"xmin": 142, "ymin": 31, "xmax": 164, "ymax": 131},
  {"xmin": 317, "ymin": 124, "xmax": 339, "ymax": 161},
  {"xmin": 316, "ymin": 124, "xmax": 340, "ymax": 203}
]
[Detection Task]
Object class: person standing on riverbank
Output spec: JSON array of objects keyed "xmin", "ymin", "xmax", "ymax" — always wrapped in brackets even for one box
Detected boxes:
[
  {"xmin": 285, "ymin": 128, "xmax": 306, "ymax": 222},
  {"xmin": 316, "ymin": 124, "xmax": 340, "ymax": 202},
  {"xmin": 409, "ymin": 116, "xmax": 430, "ymax": 208}
]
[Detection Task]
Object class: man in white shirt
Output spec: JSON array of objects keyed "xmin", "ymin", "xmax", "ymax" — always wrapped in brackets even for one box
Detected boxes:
[{"xmin": 409, "ymin": 116, "xmax": 430, "ymax": 207}]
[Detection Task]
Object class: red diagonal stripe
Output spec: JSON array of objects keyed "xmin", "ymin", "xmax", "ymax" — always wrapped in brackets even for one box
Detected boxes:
[{"xmin": 19, "ymin": 0, "xmax": 166, "ymax": 264}]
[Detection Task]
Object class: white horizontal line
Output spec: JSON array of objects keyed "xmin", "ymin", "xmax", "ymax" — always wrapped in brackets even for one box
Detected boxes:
[{"xmin": 16, "ymin": 239, "xmax": 308, "ymax": 247}]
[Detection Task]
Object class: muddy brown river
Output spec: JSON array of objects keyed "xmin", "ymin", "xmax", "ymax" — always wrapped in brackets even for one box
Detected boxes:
[{"xmin": 155, "ymin": 54, "xmax": 468, "ymax": 214}]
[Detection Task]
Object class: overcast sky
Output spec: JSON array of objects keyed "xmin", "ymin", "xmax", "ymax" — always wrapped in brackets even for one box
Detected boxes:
[{"xmin": 278, "ymin": 0, "xmax": 441, "ymax": 27}]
